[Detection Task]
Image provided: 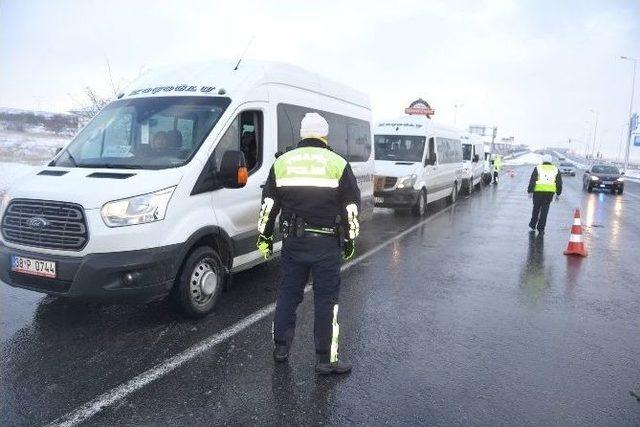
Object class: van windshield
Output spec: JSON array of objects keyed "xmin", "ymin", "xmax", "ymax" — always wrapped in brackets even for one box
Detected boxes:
[
  {"xmin": 53, "ymin": 96, "xmax": 230, "ymax": 169},
  {"xmin": 462, "ymin": 143, "xmax": 472, "ymax": 161},
  {"xmin": 374, "ymin": 135, "xmax": 425, "ymax": 162}
]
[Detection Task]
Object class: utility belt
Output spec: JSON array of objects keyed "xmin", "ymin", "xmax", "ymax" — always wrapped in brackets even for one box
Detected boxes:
[{"xmin": 279, "ymin": 213, "xmax": 345, "ymax": 246}]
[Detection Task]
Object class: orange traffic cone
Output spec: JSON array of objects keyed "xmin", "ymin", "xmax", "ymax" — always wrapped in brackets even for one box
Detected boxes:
[{"xmin": 564, "ymin": 209, "xmax": 587, "ymax": 257}]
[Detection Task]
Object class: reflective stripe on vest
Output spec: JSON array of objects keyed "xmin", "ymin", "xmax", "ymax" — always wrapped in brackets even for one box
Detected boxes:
[
  {"xmin": 534, "ymin": 164, "xmax": 558, "ymax": 192},
  {"xmin": 274, "ymin": 147, "xmax": 347, "ymax": 188}
]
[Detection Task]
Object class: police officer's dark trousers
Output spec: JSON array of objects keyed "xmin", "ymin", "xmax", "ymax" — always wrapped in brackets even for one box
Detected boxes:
[
  {"xmin": 529, "ymin": 192, "xmax": 554, "ymax": 232},
  {"xmin": 273, "ymin": 234, "xmax": 341, "ymax": 358}
]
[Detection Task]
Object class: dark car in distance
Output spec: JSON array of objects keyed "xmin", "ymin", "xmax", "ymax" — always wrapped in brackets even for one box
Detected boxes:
[{"xmin": 583, "ymin": 164, "xmax": 624, "ymax": 194}]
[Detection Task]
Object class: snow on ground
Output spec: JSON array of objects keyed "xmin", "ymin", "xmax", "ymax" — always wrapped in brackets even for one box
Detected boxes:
[
  {"xmin": 0, "ymin": 129, "xmax": 69, "ymax": 164},
  {"xmin": 552, "ymin": 151, "xmax": 588, "ymax": 169},
  {"xmin": 504, "ymin": 152, "xmax": 542, "ymax": 166},
  {"xmin": 0, "ymin": 162, "xmax": 37, "ymax": 192}
]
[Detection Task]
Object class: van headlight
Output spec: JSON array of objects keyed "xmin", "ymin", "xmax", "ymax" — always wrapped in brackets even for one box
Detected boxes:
[
  {"xmin": 616, "ymin": 177, "xmax": 624, "ymax": 182},
  {"xmin": 101, "ymin": 186, "xmax": 176, "ymax": 227},
  {"xmin": 397, "ymin": 174, "xmax": 417, "ymax": 189},
  {"xmin": 590, "ymin": 176, "xmax": 599, "ymax": 181}
]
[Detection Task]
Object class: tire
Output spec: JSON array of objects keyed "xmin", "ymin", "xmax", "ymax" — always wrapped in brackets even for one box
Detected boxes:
[
  {"xmin": 618, "ymin": 188, "xmax": 624, "ymax": 195},
  {"xmin": 587, "ymin": 185, "xmax": 592, "ymax": 193},
  {"xmin": 465, "ymin": 180, "xmax": 473, "ymax": 196},
  {"xmin": 173, "ymin": 246, "xmax": 226, "ymax": 318},
  {"xmin": 448, "ymin": 183, "xmax": 458, "ymax": 204},
  {"xmin": 411, "ymin": 189, "xmax": 427, "ymax": 217}
]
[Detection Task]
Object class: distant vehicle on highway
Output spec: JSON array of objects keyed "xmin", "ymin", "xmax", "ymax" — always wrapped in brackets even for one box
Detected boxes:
[
  {"xmin": 559, "ymin": 162, "xmax": 576, "ymax": 176},
  {"xmin": 0, "ymin": 60, "xmax": 374, "ymax": 317},
  {"xmin": 460, "ymin": 132, "xmax": 484, "ymax": 194},
  {"xmin": 583, "ymin": 164, "xmax": 624, "ymax": 194},
  {"xmin": 373, "ymin": 115, "xmax": 463, "ymax": 216}
]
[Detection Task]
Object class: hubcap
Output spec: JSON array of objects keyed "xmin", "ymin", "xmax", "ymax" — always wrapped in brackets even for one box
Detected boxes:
[{"xmin": 190, "ymin": 259, "xmax": 218, "ymax": 306}]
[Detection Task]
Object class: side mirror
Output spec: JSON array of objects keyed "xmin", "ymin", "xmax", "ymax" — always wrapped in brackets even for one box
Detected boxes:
[
  {"xmin": 621, "ymin": 171, "xmax": 625, "ymax": 176},
  {"xmin": 473, "ymin": 154, "xmax": 480, "ymax": 162},
  {"xmin": 430, "ymin": 153, "xmax": 437, "ymax": 165},
  {"xmin": 275, "ymin": 151, "xmax": 283, "ymax": 159},
  {"xmin": 219, "ymin": 150, "xmax": 248, "ymax": 189}
]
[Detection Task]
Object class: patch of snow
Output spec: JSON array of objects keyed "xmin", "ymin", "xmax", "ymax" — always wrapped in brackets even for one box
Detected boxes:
[
  {"xmin": 504, "ymin": 152, "xmax": 542, "ymax": 166},
  {"xmin": 0, "ymin": 129, "xmax": 69, "ymax": 164}
]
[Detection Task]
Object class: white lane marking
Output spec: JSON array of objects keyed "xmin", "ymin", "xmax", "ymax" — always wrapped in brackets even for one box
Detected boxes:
[{"xmin": 47, "ymin": 204, "xmax": 456, "ymax": 427}]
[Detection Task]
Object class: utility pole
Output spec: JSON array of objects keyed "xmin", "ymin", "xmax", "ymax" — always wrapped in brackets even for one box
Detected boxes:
[
  {"xmin": 589, "ymin": 109, "xmax": 598, "ymax": 161},
  {"xmin": 621, "ymin": 56, "xmax": 638, "ymax": 172},
  {"xmin": 453, "ymin": 103, "xmax": 463, "ymax": 126}
]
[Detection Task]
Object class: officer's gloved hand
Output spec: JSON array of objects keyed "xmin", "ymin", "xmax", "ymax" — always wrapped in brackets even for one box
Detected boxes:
[
  {"xmin": 343, "ymin": 240, "xmax": 355, "ymax": 261},
  {"xmin": 257, "ymin": 235, "xmax": 273, "ymax": 259},
  {"xmin": 555, "ymin": 194, "xmax": 560, "ymax": 202}
]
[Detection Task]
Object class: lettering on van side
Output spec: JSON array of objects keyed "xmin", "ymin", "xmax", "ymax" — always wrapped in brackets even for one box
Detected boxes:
[{"xmin": 127, "ymin": 85, "xmax": 217, "ymax": 97}]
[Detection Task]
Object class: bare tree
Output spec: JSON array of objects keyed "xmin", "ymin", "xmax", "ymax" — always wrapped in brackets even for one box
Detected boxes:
[{"xmin": 70, "ymin": 60, "xmax": 145, "ymax": 122}]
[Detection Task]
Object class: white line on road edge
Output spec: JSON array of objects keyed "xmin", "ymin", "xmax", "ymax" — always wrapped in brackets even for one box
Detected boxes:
[{"xmin": 47, "ymin": 205, "xmax": 455, "ymax": 427}]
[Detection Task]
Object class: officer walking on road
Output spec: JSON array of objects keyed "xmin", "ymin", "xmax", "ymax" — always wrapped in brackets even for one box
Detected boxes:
[
  {"xmin": 527, "ymin": 154, "xmax": 562, "ymax": 235},
  {"xmin": 256, "ymin": 112, "xmax": 360, "ymax": 375},
  {"xmin": 492, "ymin": 154, "xmax": 502, "ymax": 184}
]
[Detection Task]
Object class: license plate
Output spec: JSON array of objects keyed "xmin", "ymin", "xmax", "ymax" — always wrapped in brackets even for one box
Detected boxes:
[
  {"xmin": 374, "ymin": 196, "xmax": 384, "ymax": 204},
  {"xmin": 603, "ymin": 181, "xmax": 613, "ymax": 185},
  {"xmin": 11, "ymin": 255, "xmax": 57, "ymax": 279}
]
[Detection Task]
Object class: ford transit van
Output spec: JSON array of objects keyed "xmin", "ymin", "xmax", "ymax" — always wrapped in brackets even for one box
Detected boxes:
[{"xmin": 0, "ymin": 61, "xmax": 374, "ymax": 317}]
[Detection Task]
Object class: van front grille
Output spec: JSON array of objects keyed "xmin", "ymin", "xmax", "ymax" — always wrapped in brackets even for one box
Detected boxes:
[{"xmin": 1, "ymin": 199, "xmax": 88, "ymax": 251}]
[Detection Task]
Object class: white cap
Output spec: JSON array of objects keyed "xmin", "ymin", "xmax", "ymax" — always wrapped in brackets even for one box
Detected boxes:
[
  {"xmin": 300, "ymin": 112, "xmax": 329, "ymax": 143},
  {"xmin": 542, "ymin": 154, "xmax": 553, "ymax": 163}
]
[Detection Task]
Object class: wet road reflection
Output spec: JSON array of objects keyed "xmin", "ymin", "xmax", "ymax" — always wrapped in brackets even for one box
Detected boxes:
[{"xmin": 518, "ymin": 231, "xmax": 549, "ymax": 306}]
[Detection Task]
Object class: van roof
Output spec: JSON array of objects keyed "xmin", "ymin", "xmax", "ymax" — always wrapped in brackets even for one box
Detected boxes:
[
  {"xmin": 121, "ymin": 60, "xmax": 370, "ymax": 110},
  {"xmin": 374, "ymin": 114, "xmax": 460, "ymax": 136}
]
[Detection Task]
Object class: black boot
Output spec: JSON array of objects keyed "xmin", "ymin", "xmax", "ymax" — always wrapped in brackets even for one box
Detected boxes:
[
  {"xmin": 273, "ymin": 344, "xmax": 290, "ymax": 363},
  {"xmin": 315, "ymin": 354, "xmax": 352, "ymax": 375}
]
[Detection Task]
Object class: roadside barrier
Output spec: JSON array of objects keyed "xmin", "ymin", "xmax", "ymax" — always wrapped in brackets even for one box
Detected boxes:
[{"xmin": 563, "ymin": 209, "xmax": 587, "ymax": 257}]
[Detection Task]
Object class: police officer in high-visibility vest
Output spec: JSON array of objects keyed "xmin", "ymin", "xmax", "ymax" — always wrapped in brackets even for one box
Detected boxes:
[
  {"xmin": 527, "ymin": 154, "xmax": 562, "ymax": 234},
  {"xmin": 257, "ymin": 112, "xmax": 360, "ymax": 375},
  {"xmin": 492, "ymin": 154, "xmax": 502, "ymax": 184}
]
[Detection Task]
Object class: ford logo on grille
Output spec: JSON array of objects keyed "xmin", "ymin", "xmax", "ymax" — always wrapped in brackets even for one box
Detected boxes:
[{"xmin": 26, "ymin": 217, "xmax": 49, "ymax": 230}]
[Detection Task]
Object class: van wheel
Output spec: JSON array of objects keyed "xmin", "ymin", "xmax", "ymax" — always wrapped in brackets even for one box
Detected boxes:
[
  {"xmin": 448, "ymin": 183, "xmax": 458, "ymax": 204},
  {"xmin": 411, "ymin": 189, "xmax": 427, "ymax": 217},
  {"xmin": 173, "ymin": 246, "xmax": 225, "ymax": 318},
  {"xmin": 465, "ymin": 180, "xmax": 473, "ymax": 196}
]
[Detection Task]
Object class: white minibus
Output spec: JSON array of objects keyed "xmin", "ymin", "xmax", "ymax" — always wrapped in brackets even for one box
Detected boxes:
[
  {"xmin": 0, "ymin": 60, "xmax": 374, "ymax": 317},
  {"xmin": 461, "ymin": 132, "xmax": 485, "ymax": 194},
  {"xmin": 373, "ymin": 115, "xmax": 463, "ymax": 216}
]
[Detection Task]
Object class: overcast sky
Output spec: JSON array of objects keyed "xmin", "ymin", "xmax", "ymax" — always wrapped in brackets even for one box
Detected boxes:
[{"xmin": 1, "ymin": 0, "xmax": 638, "ymax": 158}]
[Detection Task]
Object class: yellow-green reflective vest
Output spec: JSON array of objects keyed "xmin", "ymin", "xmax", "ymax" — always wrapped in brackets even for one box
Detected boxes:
[
  {"xmin": 534, "ymin": 164, "xmax": 558, "ymax": 192},
  {"xmin": 273, "ymin": 146, "xmax": 347, "ymax": 188},
  {"xmin": 493, "ymin": 156, "xmax": 502, "ymax": 172}
]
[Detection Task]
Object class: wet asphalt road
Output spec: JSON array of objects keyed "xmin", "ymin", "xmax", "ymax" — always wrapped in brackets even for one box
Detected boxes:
[{"xmin": 2, "ymin": 161, "xmax": 640, "ymax": 426}]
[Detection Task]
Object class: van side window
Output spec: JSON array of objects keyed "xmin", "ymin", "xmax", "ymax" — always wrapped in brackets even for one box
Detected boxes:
[
  {"xmin": 213, "ymin": 110, "xmax": 263, "ymax": 173},
  {"xmin": 277, "ymin": 103, "xmax": 370, "ymax": 162},
  {"xmin": 427, "ymin": 137, "xmax": 436, "ymax": 165}
]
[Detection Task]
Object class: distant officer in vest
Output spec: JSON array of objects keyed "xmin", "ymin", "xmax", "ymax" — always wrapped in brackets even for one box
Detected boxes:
[
  {"xmin": 492, "ymin": 154, "xmax": 503, "ymax": 184},
  {"xmin": 527, "ymin": 154, "xmax": 562, "ymax": 234},
  {"xmin": 256, "ymin": 112, "xmax": 360, "ymax": 375}
]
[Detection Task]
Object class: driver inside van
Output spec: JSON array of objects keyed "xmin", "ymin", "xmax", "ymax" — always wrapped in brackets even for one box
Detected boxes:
[{"xmin": 150, "ymin": 131, "xmax": 169, "ymax": 154}]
